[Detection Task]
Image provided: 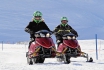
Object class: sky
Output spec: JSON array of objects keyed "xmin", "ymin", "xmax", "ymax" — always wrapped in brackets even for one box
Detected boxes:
[{"xmin": 0, "ymin": 0, "xmax": 104, "ymax": 43}]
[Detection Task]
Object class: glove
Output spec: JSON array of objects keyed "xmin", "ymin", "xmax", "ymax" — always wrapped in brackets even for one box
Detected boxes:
[
  {"xmin": 50, "ymin": 31, "xmax": 54, "ymax": 34},
  {"xmin": 52, "ymin": 31, "xmax": 58, "ymax": 35},
  {"xmin": 25, "ymin": 28, "xmax": 34, "ymax": 34},
  {"xmin": 76, "ymin": 34, "xmax": 78, "ymax": 37},
  {"xmin": 25, "ymin": 28, "xmax": 30, "ymax": 33}
]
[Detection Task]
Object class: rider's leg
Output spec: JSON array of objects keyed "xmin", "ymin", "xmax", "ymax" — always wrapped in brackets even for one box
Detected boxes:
[
  {"xmin": 28, "ymin": 37, "xmax": 35, "ymax": 49},
  {"xmin": 56, "ymin": 35, "xmax": 63, "ymax": 48}
]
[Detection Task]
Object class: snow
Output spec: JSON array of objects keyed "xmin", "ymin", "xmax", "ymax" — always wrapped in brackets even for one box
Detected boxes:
[{"xmin": 0, "ymin": 39, "xmax": 104, "ymax": 70}]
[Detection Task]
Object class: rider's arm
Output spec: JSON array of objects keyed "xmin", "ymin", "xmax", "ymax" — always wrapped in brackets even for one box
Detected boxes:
[
  {"xmin": 25, "ymin": 22, "xmax": 33, "ymax": 33},
  {"xmin": 70, "ymin": 29, "xmax": 78, "ymax": 37},
  {"xmin": 68, "ymin": 25, "xmax": 78, "ymax": 37},
  {"xmin": 42, "ymin": 22, "xmax": 51, "ymax": 31},
  {"xmin": 53, "ymin": 25, "xmax": 60, "ymax": 35}
]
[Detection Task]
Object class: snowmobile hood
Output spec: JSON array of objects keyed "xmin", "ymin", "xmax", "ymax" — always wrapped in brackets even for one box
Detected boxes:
[
  {"xmin": 35, "ymin": 38, "xmax": 54, "ymax": 48},
  {"xmin": 63, "ymin": 39, "xmax": 78, "ymax": 49}
]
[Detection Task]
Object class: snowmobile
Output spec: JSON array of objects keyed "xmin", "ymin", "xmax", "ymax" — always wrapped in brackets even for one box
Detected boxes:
[
  {"xmin": 26, "ymin": 30, "xmax": 56, "ymax": 65},
  {"xmin": 56, "ymin": 33, "xmax": 93, "ymax": 64}
]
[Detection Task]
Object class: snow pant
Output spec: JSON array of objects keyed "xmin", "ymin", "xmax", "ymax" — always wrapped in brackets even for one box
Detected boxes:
[
  {"xmin": 55, "ymin": 35, "xmax": 63, "ymax": 48},
  {"xmin": 28, "ymin": 37, "xmax": 35, "ymax": 49}
]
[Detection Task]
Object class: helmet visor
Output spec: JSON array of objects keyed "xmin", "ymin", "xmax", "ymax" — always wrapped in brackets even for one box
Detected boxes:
[
  {"xmin": 34, "ymin": 16, "xmax": 41, "ymax": 20},
  {"xmin": 34, "ymin": 16, "xmax": 41, "ymax": 18},
  {"xmin": 61, "ymin": 20, "xmax": 68, "ymax": 23}
]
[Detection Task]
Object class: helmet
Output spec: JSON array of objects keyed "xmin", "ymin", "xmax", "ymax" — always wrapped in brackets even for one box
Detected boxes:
[
  {"xmin": 33, "ymin": 11, "xmax": 42, "ymax": 17},
  {"xmin": 61, "ymin": 17, "xmax": 68, "ymax": 22}
]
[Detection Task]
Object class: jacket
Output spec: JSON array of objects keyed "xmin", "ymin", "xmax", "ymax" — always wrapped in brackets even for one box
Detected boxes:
[
  {"xmin": 25, "ymin": 21, "xmax": 50, "ymax": 38},
  {"xmin": 53, "ymin": 24, "xmax": 78, "ymax": 37}
]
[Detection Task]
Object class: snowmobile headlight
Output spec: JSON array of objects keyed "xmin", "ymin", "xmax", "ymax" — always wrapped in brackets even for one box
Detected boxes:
[
  {"xmin": 46, "ymin": 33, "xmax": 51, "ymax": 37},
  {"xmin": 62, "ymin": 37, "xmax": 67, "ymax": 39},
  {"xmin": 67, "ymin": 36, "xmax": 71, "ymax": 39},
  {"xmin": 35, "ymin": 33, "xmax": 40, "ymax": 37},
  {"xmin": 72, "ymin": 36, "xmax": 76, "ymax": 39},
  {"xmin": 40, "ymin": 33, "xmax": 45, "ymax": 37}
]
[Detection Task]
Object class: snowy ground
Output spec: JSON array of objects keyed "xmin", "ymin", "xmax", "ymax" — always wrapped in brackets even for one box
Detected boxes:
[{"xmin": 0, "ymin": 39, "xmax": 104, "ymax": 70}]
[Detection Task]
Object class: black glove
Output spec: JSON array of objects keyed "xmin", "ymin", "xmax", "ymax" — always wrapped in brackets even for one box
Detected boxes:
[
  {"xmin": 76, "ymin": 34, "xmax": 78, "ymax": 37},
  {"xmin": 52, "ymin": 31, "xmax": 57, "ymax": 35},
  {"xmin": 25, "ymin": 28, "xmax": 34, "ymax": 34},
  {"xmin": 50, "ymin": 31, "xmax": 54, "ymax": 34}
]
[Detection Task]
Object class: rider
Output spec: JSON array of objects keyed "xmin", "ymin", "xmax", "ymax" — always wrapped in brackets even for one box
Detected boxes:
[
  {"xmin": 53, "ymin": 17, "xmax": 78, "ymax": 47},
  {"xmin": 25, "ymin": 11, "xmax": 51, "ymax": 49}
]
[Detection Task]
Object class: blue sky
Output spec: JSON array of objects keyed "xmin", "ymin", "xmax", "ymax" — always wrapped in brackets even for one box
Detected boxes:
[{"xmin": 0, "ymin": 0, "xmax": 104, "ymax": 43}]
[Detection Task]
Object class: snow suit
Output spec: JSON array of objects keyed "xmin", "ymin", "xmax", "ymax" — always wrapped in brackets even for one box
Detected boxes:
[
  {"xmin": 25, "ymin": 20, "xmax": 51, "ymax": 48},
  {"xmin": 53, "ymin": 24, "xmax": 78, "ymax": 47}
]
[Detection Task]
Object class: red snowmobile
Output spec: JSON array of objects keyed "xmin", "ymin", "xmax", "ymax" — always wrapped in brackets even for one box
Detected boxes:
[
  {"xmin": 56, "ymin": 33, "xmax": 93, "ymax": 64},
  {"xmin": 26, "ymin": 30, "xmax": 56, "ymax": 65}
]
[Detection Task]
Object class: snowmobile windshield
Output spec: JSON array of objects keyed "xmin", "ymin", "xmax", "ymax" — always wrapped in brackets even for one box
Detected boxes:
[
  {"xmin": 62, "ymin": 33, "xmax": 77, "ymax": 40},
  {"xmin": 35, "ymin": 30, "xmax": 52, "ymax": 38}
]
